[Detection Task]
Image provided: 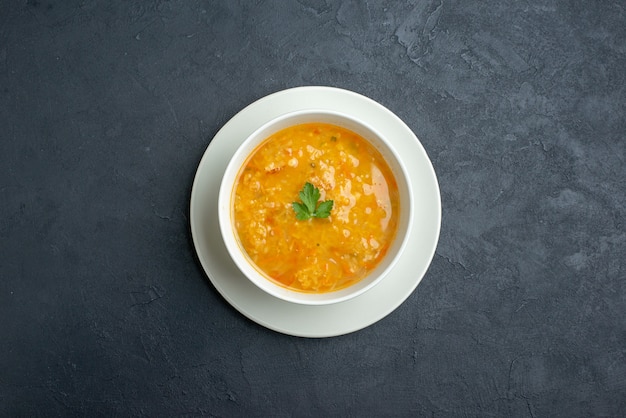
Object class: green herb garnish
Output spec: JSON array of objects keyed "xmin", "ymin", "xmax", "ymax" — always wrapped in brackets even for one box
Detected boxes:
[{"xmin": 292, "ymin": 182, "xmax": 334, "ymax": 220}]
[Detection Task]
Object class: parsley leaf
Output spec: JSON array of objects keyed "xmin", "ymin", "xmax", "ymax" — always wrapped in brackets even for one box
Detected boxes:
[
  {"xmin": 299, "ymin": 182, "xmax": 319, "ymax": 214},
  {"xmin": 292, "ymin": 202, "xmax": 312, "ymax": 220},
  {"xmin": 292, "ymin": 182, "xmax": 334, "ymax": 220},
  {"xmin": 314, "ymin": 200, "xmax": 334, "ymax": 218}
]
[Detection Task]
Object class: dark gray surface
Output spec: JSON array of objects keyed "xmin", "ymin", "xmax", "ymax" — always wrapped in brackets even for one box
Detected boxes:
[{"xmin": 1, "ymin": 0, "xmax": 625, "ymax": 416}]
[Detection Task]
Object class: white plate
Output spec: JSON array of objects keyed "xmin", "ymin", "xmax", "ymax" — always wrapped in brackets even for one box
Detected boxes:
[{"xmin": 190, "ymin": 86, "xmax": 441, "ymax": 338}]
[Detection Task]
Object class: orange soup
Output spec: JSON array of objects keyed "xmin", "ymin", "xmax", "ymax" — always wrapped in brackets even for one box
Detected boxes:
[{"xmin": 232, "ymin": 123, "xmax": 400, "ymax": 293}]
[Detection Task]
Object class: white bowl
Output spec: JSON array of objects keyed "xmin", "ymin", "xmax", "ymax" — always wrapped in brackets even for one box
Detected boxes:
[{"xmin": 218, "ymin": 109, "xmax": 413, "ymax": 305}]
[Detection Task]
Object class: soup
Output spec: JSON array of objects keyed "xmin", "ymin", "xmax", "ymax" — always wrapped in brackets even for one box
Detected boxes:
[{"xmin": 232, "ymin": 123, "xmax": 400, "ymax": 293}]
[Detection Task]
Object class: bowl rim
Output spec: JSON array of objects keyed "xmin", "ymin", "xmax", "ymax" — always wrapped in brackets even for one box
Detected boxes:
[{"xmin": 217, "ymin": 108, "xmax": 414, "ymax": 305}]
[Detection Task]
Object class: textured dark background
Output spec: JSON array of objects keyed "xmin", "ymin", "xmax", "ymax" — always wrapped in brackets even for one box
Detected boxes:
[{"xmin": 1, "ymin": 0, "xmax": 625, "ymax": 416}]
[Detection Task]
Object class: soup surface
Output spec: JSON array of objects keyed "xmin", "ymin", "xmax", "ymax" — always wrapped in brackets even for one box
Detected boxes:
[{"xmin": 233, "ymin": 123, "xmax": 400, "ymax": 293}]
